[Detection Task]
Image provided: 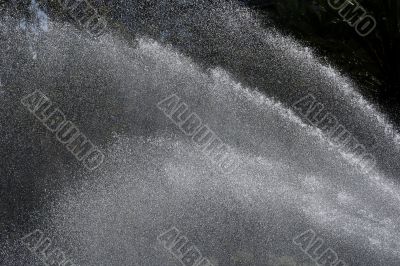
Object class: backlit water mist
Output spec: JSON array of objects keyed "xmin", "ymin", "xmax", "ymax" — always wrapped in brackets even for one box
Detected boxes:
[{"xmin": 1, "ymin": 1, "xmax": 400, "ymax": 265}]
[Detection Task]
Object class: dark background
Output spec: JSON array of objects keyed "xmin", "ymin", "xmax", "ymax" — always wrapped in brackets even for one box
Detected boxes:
[{"xmin": 244, "ymin": 0, "xmax": 400, "ymax": 126}]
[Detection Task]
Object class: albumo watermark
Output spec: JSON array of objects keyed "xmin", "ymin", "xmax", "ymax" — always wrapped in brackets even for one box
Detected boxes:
[
  {"xmin": 158, "ymin": 226, "xmax": 214, "ymax": 266},
  {"xmin": 293, "ymin": 94, "xmax": 376, "ymax": 173},
  {"xmin": 20, "ymin": 229, "xmax": 77, "ymax": 266},
  {"xmin": 328, "ymin": 0, "xmax": 376, "ymax": 37},
  {"xmin": 21, "ymin": 90, "xmax": 105, "ymax": 171},
  {"xmin": 293, "ymin": 229, "xmax": 347, "ymax": 266},
  {"xmin": 157, "ymin": 94, "xmax": 239, "ymax": 173},
  {"xmin": 58, "ymin": 0, "xmax": 107, "ymax": 36}
]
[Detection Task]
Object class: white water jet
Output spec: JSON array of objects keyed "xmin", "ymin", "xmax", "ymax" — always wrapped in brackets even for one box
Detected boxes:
[{"xmin": 0, "ymin": 1, "xmax": 399, "ymax": 265}]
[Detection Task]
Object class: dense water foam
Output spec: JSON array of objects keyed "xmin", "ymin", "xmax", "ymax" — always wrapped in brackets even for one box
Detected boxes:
[{"xmin": 1, "ymin": 1, "xmax": 400, "ymax": 265}]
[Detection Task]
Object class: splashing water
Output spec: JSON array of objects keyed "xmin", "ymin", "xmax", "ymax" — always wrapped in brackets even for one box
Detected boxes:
[
  {"xmin": 17, "ymin": 0, "xmax": 49, "ymax": 60},
  {"xmin": 1, "ymin": 1, "xmax": 400, "ymax": 265}
]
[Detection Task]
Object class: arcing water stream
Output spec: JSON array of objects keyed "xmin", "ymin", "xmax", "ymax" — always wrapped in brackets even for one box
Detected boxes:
[{"xmin": 1, "ymin": 1, "xmax": 400, "ymax": 265}]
